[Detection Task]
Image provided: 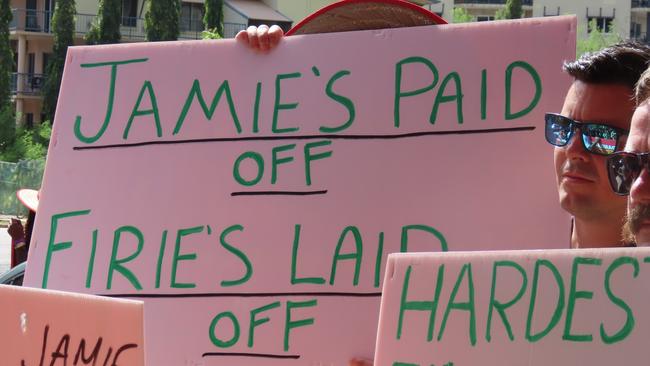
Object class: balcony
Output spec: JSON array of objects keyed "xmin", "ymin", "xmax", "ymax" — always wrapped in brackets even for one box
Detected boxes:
[
  {"xmin": 10, "ymin": 8, "xmax": 247, "ymax": 40},
  {"xmin": 632, "ymin": 0, "xmax": 650, "ymax": 8},
  {"xmin": 455, "ymin": 0, "xmax": 533, "ymax": 5},
  {"xmin": 11, "ymin": 73, "xmax": 46, "ymax": 96},
  {"xmin": 9, "ymin": 9, "xmax": 53, "ymax": 33},
  {"xmin": 10, "ymin": 9, "xmax": 96, "ymax": 35}
]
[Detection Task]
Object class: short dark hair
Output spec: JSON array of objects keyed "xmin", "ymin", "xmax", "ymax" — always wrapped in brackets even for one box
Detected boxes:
[{"xmin": 563, "ymin": 41, "xmax": 650, "ymax": 91}]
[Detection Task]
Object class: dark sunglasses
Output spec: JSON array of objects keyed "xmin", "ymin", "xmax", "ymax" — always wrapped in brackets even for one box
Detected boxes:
[
  {"xmin": 607, "ymin": 151, "xmax": 650, "ymax": 196},
  {"xmin": 545, "ymin": 113, "xmax": 628, "ymax": 156}
]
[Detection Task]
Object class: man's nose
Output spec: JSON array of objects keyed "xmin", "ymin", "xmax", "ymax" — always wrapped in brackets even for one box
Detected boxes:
[
  {"xmin": 630, "ymin": 168, "xmax": 650, "ymax": 206},
  {"xmin": 564, "ymin": 130, "xmax": 589, "ymax": 161}
]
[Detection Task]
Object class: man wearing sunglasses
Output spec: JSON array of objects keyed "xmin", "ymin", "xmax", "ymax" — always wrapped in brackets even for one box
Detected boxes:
[
  {"xmin": 607, "ymin": 67, "xmax": 650, "ymax": 246},
  {"xmin": 547, "ymin": 41, "xmax": 650, "ymax": 248}
]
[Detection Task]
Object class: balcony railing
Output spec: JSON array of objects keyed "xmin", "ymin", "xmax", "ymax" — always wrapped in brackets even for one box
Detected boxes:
[
  {"xmin": 10, "ymin": 9, "xmax": 53, "ymax": 33},
  {"xmin": 632, "ymin": 0, "xmax": 650, "ymax": 8},
  {"xmin": 455, "ymin": 0, "xmax": 533, "ymax": 5},
  {"xmin": 10, "ymin": 9, "xmax": 96, "ymax": 35},
  {"xmin": 10, "ymin": 8, "xmax": 246, "ymax": 40},
  {"xmin": 11, "ymin": 73, "xmax": 46, "ymax": 96}
]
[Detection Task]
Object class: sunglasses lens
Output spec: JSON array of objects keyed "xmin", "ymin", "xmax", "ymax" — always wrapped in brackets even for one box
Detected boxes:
[
  {"xmin": 607, "ymin": 153, "xmax": 640, "ymax": 195},
  {"xmin": 582, "ymin": 124, "xmax": 619, "ymax": 155},
  {"xmin": 545, "ymin": 114, "xmax": 571, "ymax": 147}
]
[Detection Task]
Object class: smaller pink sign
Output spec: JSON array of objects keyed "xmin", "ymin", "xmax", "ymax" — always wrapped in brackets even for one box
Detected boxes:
[
  {"xmin": 0, "ymin": 285, "xmax": 145, "ymax": 365},
  {"xmin": 375, "ymin": 249, "xmax": 650, "ymax": 366}
]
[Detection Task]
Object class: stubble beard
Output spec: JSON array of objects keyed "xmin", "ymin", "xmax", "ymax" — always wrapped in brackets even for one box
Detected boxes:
[{"xmin": 623, "ymin": 204, "xmax": 650, "ymax": 245}]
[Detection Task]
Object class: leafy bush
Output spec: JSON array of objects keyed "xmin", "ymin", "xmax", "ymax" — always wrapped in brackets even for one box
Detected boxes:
[
  {"xmin": 145, "ymin": 0, "xmax": 180, "ymax": 41},
  {"xmin": 452, "ymin": 8, "xmax": 474, "ymax": 23},
  {"xmin": 0, "ymin": 122, "xmax": 51, "ymax": 162},
  {"xmin": 0, "ymin": 106, "xmax": 16, "ymax": 152},
  {"xmin": 203, "ymin": 0, "xmax": 224, "ymax": 37},
  {"xmin": 0, "ymin": 159, "xmax": 45, "ymax": 215},
  {"xmin": 577, "ymin": 19, "xmax": 621, "ymax": 58},
  {"xmin": 202, "ymin": 28, "xmax": 223, "ymax": 39}
]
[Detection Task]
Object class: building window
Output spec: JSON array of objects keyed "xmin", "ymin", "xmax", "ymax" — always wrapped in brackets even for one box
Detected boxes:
[
  {"xmin": 28, "ymin": 53, "xmax": 35, "ymax": 75},
  {"xmin": 122, "ymin": 0, "xmax": 137, "ymax": 27},
  {"xmin": 26, "ymin": 113, "xmax": 34, "ymax": 128},
  {"xmin": 26, "ymin": 0, "xmax": 39, "ymax": 31},
  {"xmin": 181, "ymin": 3, "xmax": 204, "ymax": 33},
  {"xmin": 44, "ymin": 0, "xmax": 55, "ymax": 32},
  {"xmin": 587, "ymin": 16, "xmax": 614, "ymax": 33},
  {"xmin": 631, "ymin": 22, "xmax": 642, "ymax": 38},
  {"xmin": 543, "ymin": 6, "xmax": 561, "ymax": 17},
  {"xmin": 12, "ymin": 43, "xmax": 17, "ymax": 72},
  {"xmin": 43, "ymin": 53, "xmax": 51, "ymax": 72},
  {"xmin": 477, "ymin": 16, "xmax": 495, "ymax": 22}
]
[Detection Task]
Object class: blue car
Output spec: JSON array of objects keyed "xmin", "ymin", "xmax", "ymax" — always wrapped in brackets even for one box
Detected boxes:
[{"xmin": 0, "ymin": 262, "xmax": 26, "ymax": 286}]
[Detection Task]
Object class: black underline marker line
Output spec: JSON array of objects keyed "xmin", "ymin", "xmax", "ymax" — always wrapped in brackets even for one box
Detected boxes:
[
  {"xmin": 73, "ymin": 126, "xmax": 536, "ymax": 150},
  {"xmin": 202, "ymin": 352, "xmax": 300, "ymax": 359},
  {"xmin": 102, "ymin": 291, "xmax": 382, "ymax": 299},
  {"xmin": 231, "ymin": 190, "xmax": 327, "ymax": 196}
]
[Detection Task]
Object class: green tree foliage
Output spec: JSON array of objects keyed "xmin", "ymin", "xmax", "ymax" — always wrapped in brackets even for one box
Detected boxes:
[
  {"xmin": 42, "ymin": 0, "xmax": 76, "ymax": 123},
  {"xmin": 452, "ymin": 8, "xmax": 474, "ymax": 23},
  {"xmin": 0, "ymin": 110, "xmax": 48, "ymax": 217},
  {"xmin": 85, "ymin": 0, "xmax": 122, "ymax": 45},
  {"xmin": 0, "ymin": 158, "xmax": 46, "ymax": 216},
  {"xmin": 0, "ymin": 159, "xmax": 45, "ymax": 216},
  {"xmin": 145, "ymin": 0, "xmax": 180, "ymax": 41},
  {"xmin": 495, "ymin": 8, "xmax": 506, "ymax": 20},
  {"xmin": 577, "ymin": 19, "xmax": 620, "ymax": 58},
  {"xmin": 0, "ymin": 107, "xmax": 16, "ymax": 153},
  {"xmin": 202, "ymin": 29, "xmax": 222, "ymax": 39},
  {"xmin": 0, "ymin": 115, "xmax": 50, "ymax": 162},
  {"xmin": 0, "ymin": 117, "xmax": 48, "ymax": 215},
  {"xmin": 203, "ymin": 0, "xmax": 223, "ymax": 37},
  {"xmin": 503, "ymin": 0, "xmax": 522, "ymax": 19},
  {"xmin": 0, "ymin": 0, "xmax": 14, "ymax": 108}
]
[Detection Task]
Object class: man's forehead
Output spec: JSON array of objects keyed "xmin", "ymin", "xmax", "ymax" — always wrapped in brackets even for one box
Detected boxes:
[
  {"xmin": 626, "ymin": 101, "xmax": 650, "ymax": 152},
  {"xmin": 562, "ymin": 81, "xmax": 635, "ymax": 129}
]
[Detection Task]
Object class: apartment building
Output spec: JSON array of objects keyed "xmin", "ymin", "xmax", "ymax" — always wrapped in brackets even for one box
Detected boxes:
[
  {"xmin": 9, "ymin": 0, "xmax": 650, "ymax": 125},
  {"xmin": 452, "ymin": 0, "xmax": 638, "ymax": 40}
]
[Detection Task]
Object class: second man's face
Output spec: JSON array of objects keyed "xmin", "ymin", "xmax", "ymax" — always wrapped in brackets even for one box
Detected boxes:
[{"xmin": 623, "ymin": 101, "xmax": 650, "ymax": 245}]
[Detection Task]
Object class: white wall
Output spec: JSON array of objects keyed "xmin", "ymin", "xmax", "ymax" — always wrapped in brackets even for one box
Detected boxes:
[{"xmin": 533, "ymin": 0, "xmax": 631, "ymax": 38}]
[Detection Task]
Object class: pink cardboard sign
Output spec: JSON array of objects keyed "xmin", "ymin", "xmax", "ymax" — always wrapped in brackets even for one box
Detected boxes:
[
  {"xmin": 0, "ymin": 284, "xmax": 144, "ymax": 365},
  {"xmin": 25, "ymin": 16, "xmax": 575, "ymax": 365},
  {"xmin": 375, "ymin": 248, "xmax": 650, "ymax": 366}
]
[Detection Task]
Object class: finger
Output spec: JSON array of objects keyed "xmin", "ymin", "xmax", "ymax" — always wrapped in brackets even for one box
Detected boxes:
[
  {"xmin": 256, "ymin": 24, "xmax": 271, "ymax": 52},
  {"xmin": 268, "ymin": 25, "xmax": 284, "ymax": 49},
  {"xmin": 246, "ymin": 25, "xmax": 260, "ymax": 50},
  {"xmin": 235, "ymin": 30, "xmax": 249, "ymax": 44}
]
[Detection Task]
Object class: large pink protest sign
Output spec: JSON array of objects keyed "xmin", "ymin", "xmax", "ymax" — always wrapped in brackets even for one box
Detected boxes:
[
  {"xmin": 375, "ymin": 248, "xmax": 650, "ymax": 366},
  {"xmin": 24, "ymin": 16, "xmax": 575, "ymax": 365}
]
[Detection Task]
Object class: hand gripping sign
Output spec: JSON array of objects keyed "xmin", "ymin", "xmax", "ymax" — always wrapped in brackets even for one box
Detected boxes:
[{"xmin": 25, "ymin": 15, "xmax": 575, "ymax": 366}]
